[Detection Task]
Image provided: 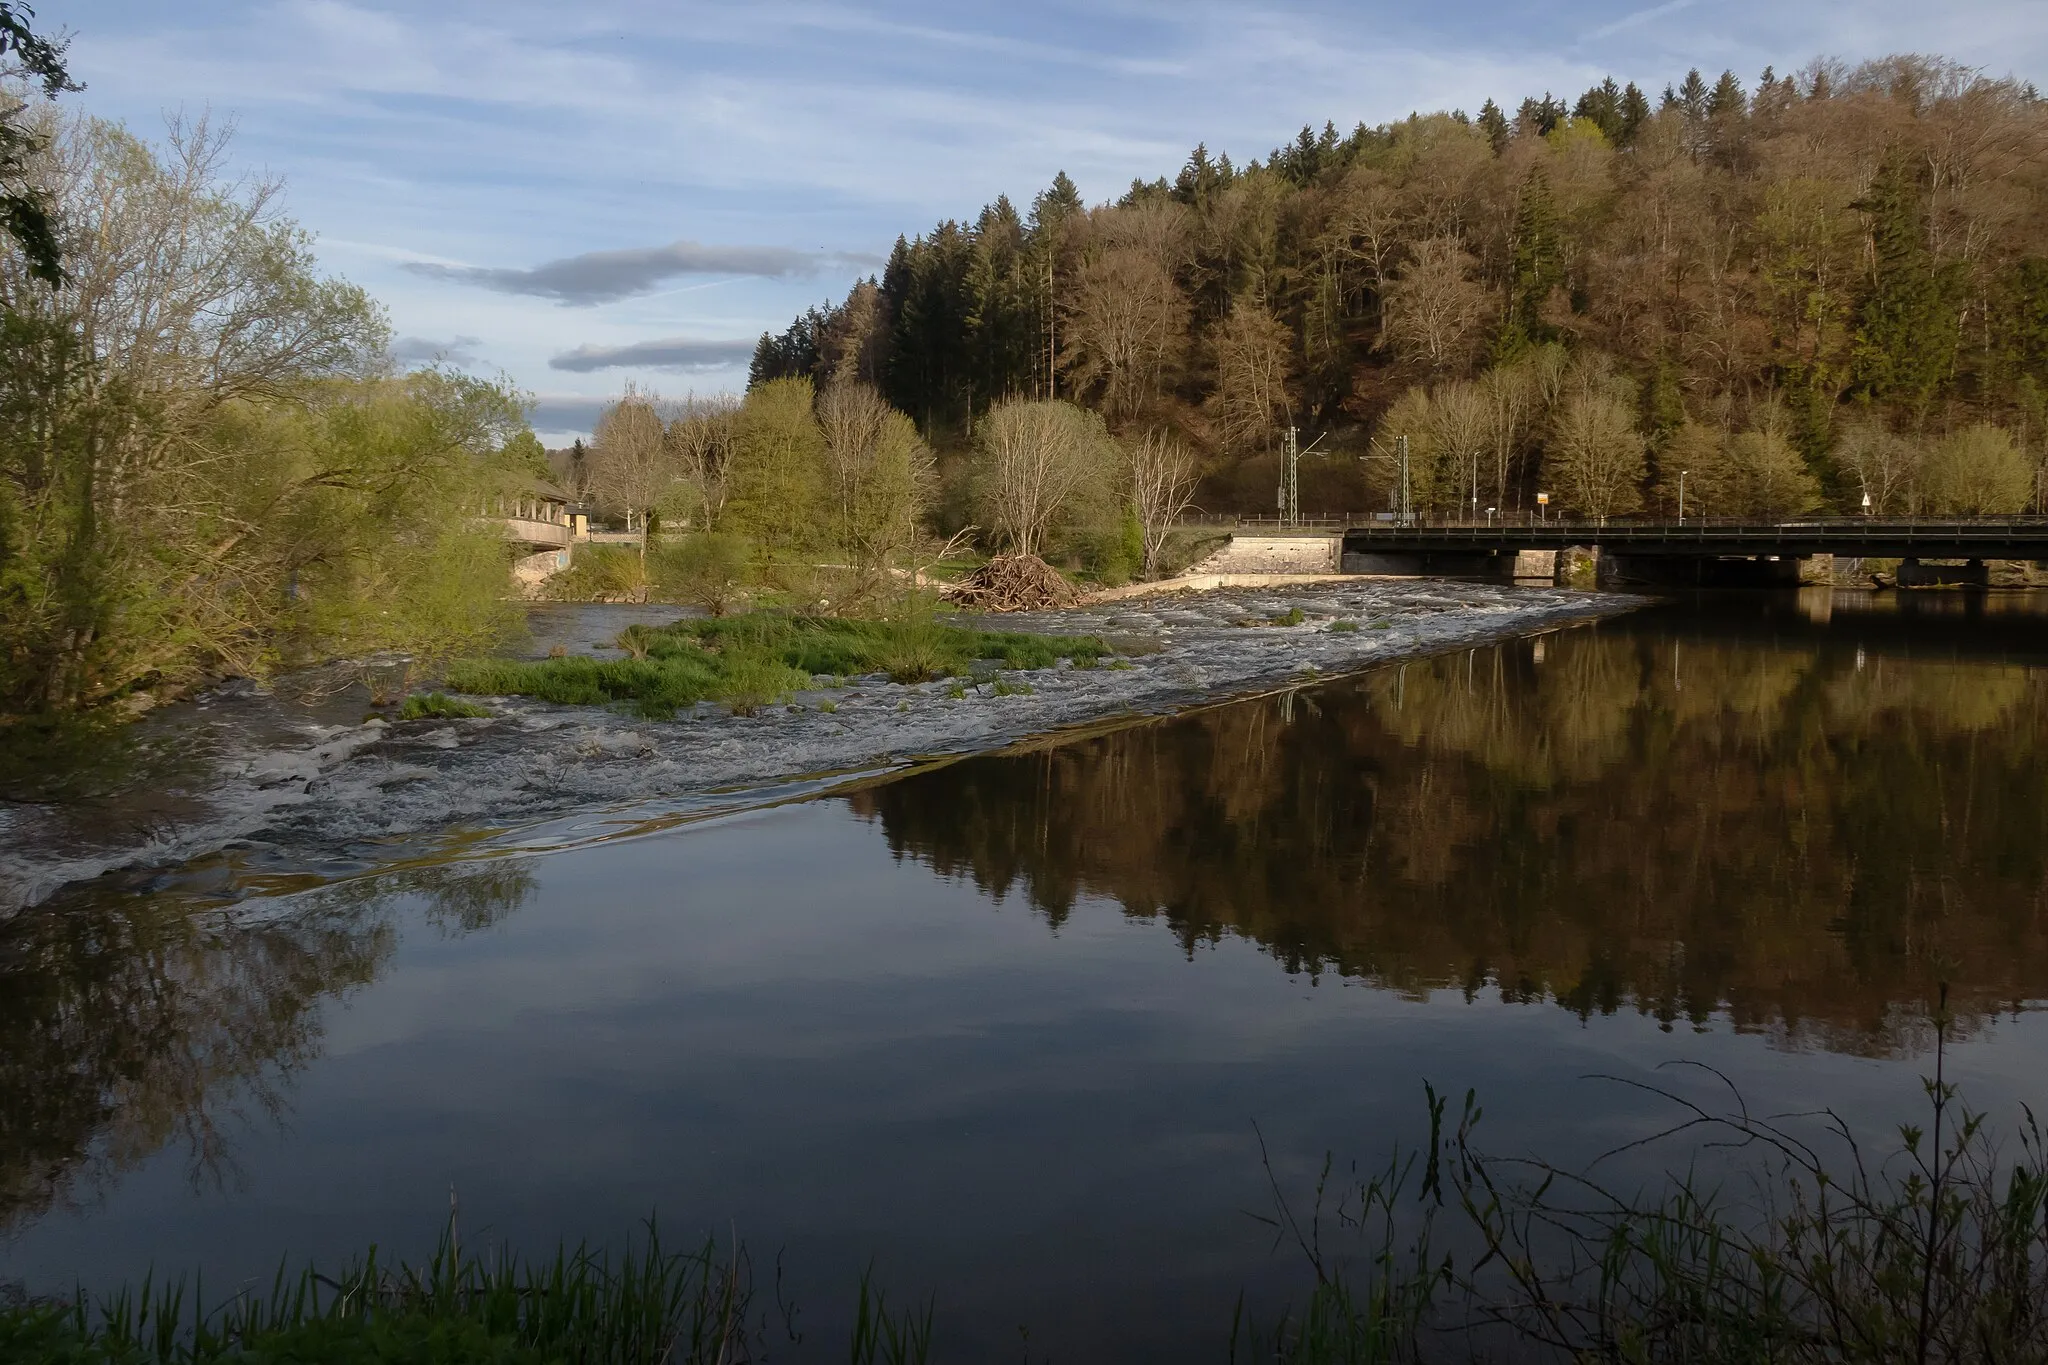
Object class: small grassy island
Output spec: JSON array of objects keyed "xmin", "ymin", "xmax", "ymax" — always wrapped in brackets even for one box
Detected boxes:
[{"xmin": 444, "ymin": 613, "xmax": 1114, "ymax": 718}]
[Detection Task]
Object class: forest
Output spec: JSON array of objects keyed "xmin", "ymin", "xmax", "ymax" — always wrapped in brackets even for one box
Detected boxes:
[{"xmin": 751, "ymin": 55, "xmax": 2048, "ymax": 522}]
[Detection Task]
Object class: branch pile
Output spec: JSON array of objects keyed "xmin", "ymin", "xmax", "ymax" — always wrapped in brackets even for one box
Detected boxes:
[{"xmin": 943, "ymin": 554, "xmax": 1084, "ymax": 612}]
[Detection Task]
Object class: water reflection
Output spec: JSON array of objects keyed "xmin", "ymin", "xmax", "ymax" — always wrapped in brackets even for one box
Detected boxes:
[
  {"xmin": 852, "ymin": 595, "xmax": 2048, "ymax": 1056},
  {"xmin": 0, "ymin": 862, "xmax": 534, "ymax": 1232}
]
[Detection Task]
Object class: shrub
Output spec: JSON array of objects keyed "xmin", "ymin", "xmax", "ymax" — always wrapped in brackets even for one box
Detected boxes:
[
  {"xmin": 712, "ymin": 653, "xmax": 811, "ymax": 715},
  {"xmin": 654, "ymin": 532, "xmax": 753, "ymax": 616}
]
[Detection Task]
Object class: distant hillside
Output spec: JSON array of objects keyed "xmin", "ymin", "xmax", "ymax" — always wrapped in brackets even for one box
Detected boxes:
[{"xmin": 754, "ymin": 55, "xmax": 2048, "ymax": 518}]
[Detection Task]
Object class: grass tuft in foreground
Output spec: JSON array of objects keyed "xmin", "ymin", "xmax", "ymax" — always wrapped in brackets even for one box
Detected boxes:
[
  {"xmin": 1243, "ymin": 997, "xmax": 2048, "ymax": 1364},
  {"xmin": 446, "ymin": 613, "xmax": 1110, "ymax": 718},
  {"xmin": 2, "ymin": 1223, "xmax": 934, "ymax": 1365}
]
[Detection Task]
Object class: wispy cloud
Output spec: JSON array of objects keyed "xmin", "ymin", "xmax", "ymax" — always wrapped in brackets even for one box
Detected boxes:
[
  {"xmin": 390, "ymin": 333, "xmax": 483, "ymax": 367},
  {"xmin": 406, "ymin": 241, "xmax": 884, "ymax": 306},
  {"xmin": 1582, "ymin": 0, "xmax": 1698, "ymax": 43},
  {"xmin": 548, "ymin": 337, "xmax": 758, "ymax": 373}
]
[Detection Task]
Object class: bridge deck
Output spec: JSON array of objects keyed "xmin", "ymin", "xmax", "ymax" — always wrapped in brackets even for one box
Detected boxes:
[{"xmin": 1341, "ymin": 520, "xmax": 2048, "ymax": 560}]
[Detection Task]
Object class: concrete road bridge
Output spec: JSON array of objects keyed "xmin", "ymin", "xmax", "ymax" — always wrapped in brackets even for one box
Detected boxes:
[{"xmin": 1336, "ymin": 519, "xmax": 2048, "ymax": 586}]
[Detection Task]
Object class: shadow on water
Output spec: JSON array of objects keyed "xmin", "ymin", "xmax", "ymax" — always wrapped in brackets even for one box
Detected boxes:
[{"xmin": 851, "ymin": 589, "xmax": 2048, "ymax": 1055}]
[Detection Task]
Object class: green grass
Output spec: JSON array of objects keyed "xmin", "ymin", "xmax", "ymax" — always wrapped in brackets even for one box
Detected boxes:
[
  {"xmin": 1329, "ymin": 619, "xmax": 1360, "ymax": 634},
  {"xmin": 1269, "ymin": 607, "xmax": 1307, "ymax": 627},
  {"xmin": 395, "ymin": 693, "xmax": 492, "ymax": 721},
  {"xmin": 446, "ymin": 614, "xmax": 1110, "ymax": 718},
  {"xmin": 4, "ymin": 1223, "xmax": 933, "ymax": 1365}
]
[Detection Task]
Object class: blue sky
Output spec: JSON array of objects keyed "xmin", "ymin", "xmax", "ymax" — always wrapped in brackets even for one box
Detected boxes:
[{"xmin": 61, "ymin": 0, "xmax": 2048, "ymax": 440}]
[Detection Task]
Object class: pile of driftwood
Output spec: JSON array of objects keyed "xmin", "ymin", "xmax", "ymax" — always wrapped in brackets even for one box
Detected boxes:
[{"xmin": 943, "ymin": 554, "xmax": 1084, "ymax": 612}]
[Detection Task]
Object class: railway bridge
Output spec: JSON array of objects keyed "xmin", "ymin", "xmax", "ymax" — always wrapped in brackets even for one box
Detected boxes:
[{"xmin": 1336, "ymin": 519, "xmax": 2048, "ymax": 587}]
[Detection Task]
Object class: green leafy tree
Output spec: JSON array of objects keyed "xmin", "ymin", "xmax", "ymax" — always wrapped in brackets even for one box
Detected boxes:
[{"xmin": 725, "ymin": 377, "xmax": 827, "ymax": 565}]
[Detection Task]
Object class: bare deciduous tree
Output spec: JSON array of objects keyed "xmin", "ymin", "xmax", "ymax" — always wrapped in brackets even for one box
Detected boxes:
[
  {"xmin": 1061, "ymin": 247, "xmax": 1188, "ymax": 428},
  {"xmin": 973, "ymin": 398, "xmax": 1113, "ymax": 558},
  {"xmin": 1209, "ymin": 299, "xmax": 1294, "ymax": 457},
  {"xmin": 1127, "ymin": 430, "xmax": 1201, "ymax": 579},
  {"xmin": 1548, "ymin": 389, "xmax": 1647, "ymax": 521},
  {"xmin": 664, "ymin": 395, "xmax": 740, "ymax": 530},
  {"xmin": 1831, "ymin": 414, "xmax": 1921, "ymax": 514},
  {"xmin": 1430, "ymin": 381, "xmax": 1490, "ymax": 518},
  {"xmin": 589, "ymin": 385, "xmax": 671, "ymax": 558},
  {"xmin": 1380, "ymin": 236, "xmax": 1493, "ymax": 375}
]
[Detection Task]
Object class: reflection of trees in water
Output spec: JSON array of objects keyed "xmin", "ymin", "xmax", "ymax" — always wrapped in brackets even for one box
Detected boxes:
[
  {"xmin": 0, "ymin": 860, "xmax": 534, "ymax": 1232},
  {"xmin": 853, "ymin": 621, "xmax": 2048, "ymax": 1056}
]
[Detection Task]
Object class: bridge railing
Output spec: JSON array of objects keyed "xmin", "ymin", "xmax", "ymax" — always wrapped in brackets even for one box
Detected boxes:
[{"xmin": 1181, "ymin": 512, "xmax": 2048, "ymax": 531}]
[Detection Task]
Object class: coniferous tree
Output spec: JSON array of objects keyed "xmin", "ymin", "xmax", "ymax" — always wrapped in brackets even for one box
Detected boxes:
[
  {"xmin": 1503, "ymin": 167, "xmax": 1565, "ymax": 353},
  {"xmin": 1677, "ymin": 68, "xmax": 1711, "ymax": 120},
  {"xmin": 1708, "ymin": 70, "xmax": 1747, "ymax": 119},
  {"xmin": 1477, "ymin": 99, "xmax": 1510, "ymax": 152},
  {"xmin": 1851, "ymin": 157, "xmax": 1962, "ymax": 413},
  {"xmin": 1617, "ymin": 83, "xmax": 1651, "ymax": 144},
  {"xmin": 1574, "ymin": 78, "xmax": 1625, "ymax": 143}
]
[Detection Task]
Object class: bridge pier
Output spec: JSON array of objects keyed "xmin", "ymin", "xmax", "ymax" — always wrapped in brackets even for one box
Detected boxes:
[{"xmin": 1897, "ymin": 557, "xmax": 1990, "ymax": 588}]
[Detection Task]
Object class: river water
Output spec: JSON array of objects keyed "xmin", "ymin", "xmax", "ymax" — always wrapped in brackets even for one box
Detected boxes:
[{"xmin": 3, "ymin": 589, "xmax": 2045, "ymax": 1360}]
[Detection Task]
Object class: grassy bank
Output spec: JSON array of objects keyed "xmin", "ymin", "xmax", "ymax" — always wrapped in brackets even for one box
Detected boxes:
[
  {"xmin": 445, "ymin": 612, "xmax": 1112, "ymax": 718},
  {"xmin": 0, "ymin": 1224, "xmax": 933, "ymax": 1365}
]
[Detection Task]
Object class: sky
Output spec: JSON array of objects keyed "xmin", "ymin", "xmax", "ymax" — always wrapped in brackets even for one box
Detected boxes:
[{"xmin": 56, "ymin": 0, "xmax": 2048, "ymax": 441}]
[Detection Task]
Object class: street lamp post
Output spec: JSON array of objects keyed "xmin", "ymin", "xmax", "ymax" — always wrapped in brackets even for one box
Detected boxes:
[{"xmin": 1678, "ymin": 470, "xmax": 1688, "ymax": 526}]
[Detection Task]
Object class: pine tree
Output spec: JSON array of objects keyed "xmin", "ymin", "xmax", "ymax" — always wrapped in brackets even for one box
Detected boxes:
[
  {"xmin": 1618, "ymin": 83, "xmax": 1651, "ymax": 144},
  {"xmin": 1678, "ymin": 68, "xmax": 1710, "ymax": 120},
  {"xmin": 1851, "ymin": 157, "xmax": 1963, "ymax": 413},
  {"xmin": 1501, "ymin": 167, "xmax": 1566, "ymax": 355},
  {"xmin": 1708, "ymin": 70, "xmax": 1746, "ymax": 119},
  {"xmin": 1477, "ymin": 99, "xmax": 1510, "ymax": 152},
  {"xmin": 1173, "ymin": 144, "xmax": 1228, "ymax": 209},
  {"xmin": 1574, "ymin": 77, "xmax": 1625, "ymax": 143}
]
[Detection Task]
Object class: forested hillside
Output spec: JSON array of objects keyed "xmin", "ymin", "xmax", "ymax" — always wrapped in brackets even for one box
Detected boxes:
[{"xmin": 752, "ymin": 56, "xmax": 2048, "ymax": 520}]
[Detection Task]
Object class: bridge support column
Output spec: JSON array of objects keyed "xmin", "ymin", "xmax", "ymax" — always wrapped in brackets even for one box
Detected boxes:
[
  {"xmin": 1558, "ymin": 546, "xmax": 1599, "ymax": 588},
  {"xmin": 1898, "ymin": 557, "xmax": 1990, "ymax": 588}
]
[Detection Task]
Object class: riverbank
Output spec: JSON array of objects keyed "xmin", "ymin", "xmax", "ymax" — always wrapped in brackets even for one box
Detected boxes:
[{"xmin": 0, "ymin": 581, "xmax": 1633, "ymax": 912}]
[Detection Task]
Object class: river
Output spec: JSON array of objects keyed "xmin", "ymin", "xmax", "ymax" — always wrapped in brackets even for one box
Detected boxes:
[{"xmin": 2, "ymin": 588, "xmax": 2045, "ymax": 1361}]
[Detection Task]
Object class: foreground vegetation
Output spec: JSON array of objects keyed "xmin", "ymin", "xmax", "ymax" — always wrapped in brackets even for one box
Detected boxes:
[
  {"xmin": 8, "ymin": 1046, "xmax": 2039, "ymax": 1364},
  {"xmin": 445, "ymin": 612, "xmax": 1112, "ymax": 717},
  {"xmin": 0, "ymin": 1224, "xmax": 935, "ymax": 1365}
]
